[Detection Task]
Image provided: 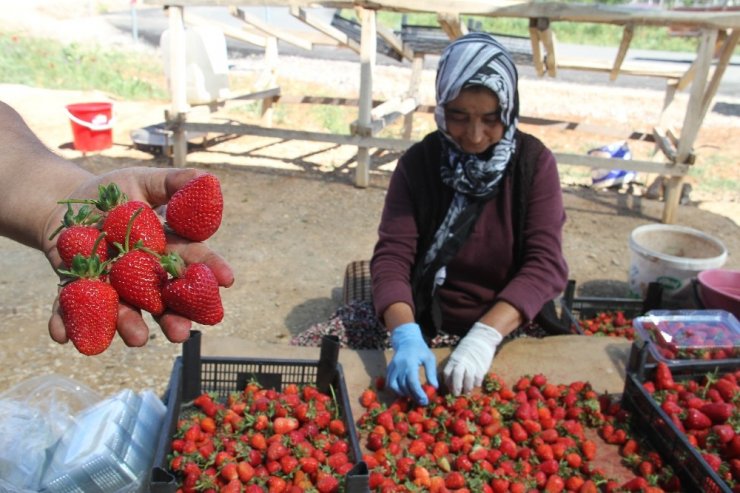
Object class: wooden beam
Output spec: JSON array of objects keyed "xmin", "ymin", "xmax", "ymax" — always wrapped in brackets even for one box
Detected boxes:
[
  {"xmin": 376, "ymin": 22, "xmax": 414, "ymax": 60},
  {"xmin": 556, "ymin": 58, "xmax": 687, "ymax": 79},
  {"xmin": 610, "ymin": 24, "xmax": 634, "ymax": 80},
  {"xmin": 699, "ymin": 28, "xmax": 739, "ymax": 124},
  {"xmin": 144, "ymin": 1, "xmax": 740, "ymax": 31},
  {"xmin": 540, "ymin": 27, "xmax": 557, "ymax": 77},
  {"xmin": 230, "ymin": 7, "xmax": 312, "ymax": 50},
  {"xmin": 182, "ymin": 121, "xmax": 415, "ymax": 150},
  {"xmin": 652, "ymin": 126, "xmax": 678, "ymax": 163},
  {"xmin": 528, "ymin": 18, "xmax": 546, "ymax": 77},
  {"xmin": 437, "ymin": 12, "xmax": 468, "ymax": 39},
  {"xmin": 350, "ymin": 96, "xmax": 418, "ymax": 134},
  {"xmin": 289, "ymin": 6, "xmax": 361, "ymax": 53},
  {"xmin": 168, "ymin": 5, "xmax": 189, "ymax": 167},
  {"xmin": 355, "ymin": 7, "xmax": 376, "ymax": 188},
  {"xmin": 554, "ymin": 153, "xmax": 689, "ymax": 176},
  {"xmin": 183, "ymin": 10, "xmax": 267, "ymax": 47}
]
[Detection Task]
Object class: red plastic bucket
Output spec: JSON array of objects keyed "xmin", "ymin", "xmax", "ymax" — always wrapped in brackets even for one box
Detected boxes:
[{"xmin": 65, "ymin": 102, "xmax": 114, "ymax": 152}]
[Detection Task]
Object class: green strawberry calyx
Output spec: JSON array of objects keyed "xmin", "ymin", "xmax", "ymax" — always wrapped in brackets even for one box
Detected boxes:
[
  {"xmin": 160, "ymin": 252, "xmax": 187, "ymax": 278},
  {"xmin": 48, "ymin": 204, "xmax": 102, "ymax": 241},
  {"xmin": 56, "ymin": 232, "xmax": 110, "ymax": 282},
  {"xmin": 58, "ymin": 182, "xmax": 129, "ymax": 213}
]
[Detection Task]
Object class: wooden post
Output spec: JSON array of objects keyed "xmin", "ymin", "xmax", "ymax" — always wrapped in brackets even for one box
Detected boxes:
[
  {"xmin": 261, "ymin": 36, "xmax": 278, "ymax": 127},
  {"xmin": 403, "ymin": 54, "xmax": 424, "ymax": 140},
  {"xmin": 168, "ymin": 5, "xmax": 188, "ymax": 167},
  {"xmin": 355, "ymin": 7, "xmax": 376, "ymax": 189},
  {"xmin": 662, "ymin": 28, "xmax": 717, "ymax": 224},
  {"xmin": 610, "ymin": 24, "xmax": 634, "ymax": 81},
  {"xmin": 528, "ymin": 18, "xmax": 545, "ymax": 77}
]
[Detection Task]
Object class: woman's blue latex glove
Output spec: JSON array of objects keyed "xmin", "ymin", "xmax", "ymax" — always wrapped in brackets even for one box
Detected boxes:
[{"xmin": 387, "ymin": 322, "xmax": 439, "ymax": 405}]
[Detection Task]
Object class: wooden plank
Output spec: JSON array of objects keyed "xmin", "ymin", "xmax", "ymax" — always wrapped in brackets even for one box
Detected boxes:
[
  {"xmin": 528, "ymin": 19, "xmax": 545, "ymax": 77},
  {"xmin": 289, "ymin": 6, "xmax": 361, "ymax": 52},
  {"xmin": 652, "ymin": 126, "xmax": 678, "ymax": 163},
  {"xmin": 554, "ymin": 153, "xmax": 688, "ymax": 176},
  {"xmin": 168, "ymin": 5, "xmax": 189, "ymax": 167},
  {"xmin": 143, "ymin": 1, "xmax": 740, "ymax": 30},
  {"xmin": 698, "ymin": 28, "xmax": 739, "ymax": 124},
  {"xmin": 557, "ymin": 57, "xmax": 687, "ymax": 79},
  {"xmin": 376, "ymin": 22, "xmax": 414, "ymax": 60},
  {"xmin": 540, "ymin": 27, "xmax": 557, "ymax": 77},
  {"xmin": 230, "ymin": 7, "xmax": 313, "ymax": 50},
  {"xmin": 182, "ymin": 121, "xmax": 415, "ymax": 150},
  {"xmin": 183, "ymin": 10, "xmax": 267, "ymax": 47},
  {"xmin": 356, "ymin": 7, "xmax": 376, "ymax": 188},
  {"xmin": 350, "ymin": 96, "xmax": 418, "ymax": 134},
  {"xmin": 610, "ymin": 24, "xmax": 634, "ymax": 80},
  {"xmin": 437, "ymin": 12, "xmax": 468, "ymax": 39}
]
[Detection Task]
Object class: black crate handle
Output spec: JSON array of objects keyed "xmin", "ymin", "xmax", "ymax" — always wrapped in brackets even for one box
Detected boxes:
[
  {"xmin": 317, "ymin": 335, "xmax": 340, "ymax": 394},
  {"xmin": 182, "ymin": 330, "xmax": 203, "ymax": 402}
]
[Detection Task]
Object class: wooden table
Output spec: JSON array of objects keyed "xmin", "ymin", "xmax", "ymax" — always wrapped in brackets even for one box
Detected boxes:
[{"xmin": 201, "ymin": 334, "xmax": 633, "ymax": 421}]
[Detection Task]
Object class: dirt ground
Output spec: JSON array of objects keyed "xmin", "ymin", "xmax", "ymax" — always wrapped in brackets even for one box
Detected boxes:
[{"xmin": 1, "ymin": 3, "xmax": 739, "ymax": 399}]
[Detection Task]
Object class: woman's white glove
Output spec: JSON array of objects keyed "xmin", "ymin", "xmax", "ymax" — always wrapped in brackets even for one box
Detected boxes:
[{"xmin": 443, "ymin": 321, "xmax": 503, "ymax": 395}]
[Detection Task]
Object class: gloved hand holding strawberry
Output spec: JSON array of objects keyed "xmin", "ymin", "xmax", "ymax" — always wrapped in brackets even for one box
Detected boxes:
[
  {"xmin": 443, "ymin": 321, "xmax": 503, "ymax": 395},
  {"xmin": 44, "ymin": 168, "xmax": 234, "ymax": 352}
]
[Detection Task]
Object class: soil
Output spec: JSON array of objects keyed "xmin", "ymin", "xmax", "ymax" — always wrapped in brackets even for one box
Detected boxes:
[{"xmin": 1, "ymin": 3, "xmax": 739, "ymax": 400}]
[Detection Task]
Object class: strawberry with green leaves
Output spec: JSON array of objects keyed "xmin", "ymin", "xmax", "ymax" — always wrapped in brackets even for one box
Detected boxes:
[
  {"xmin": 108, "ymin": 208, "xmax": 167, "ymax": 315},
  {"xmin": 64, "ymin": 183, "xmax": 166, "ymax": 254},
  {"xmin": 165, "ymin": 173, "xmax": 223, "ymax": 242},
  {"xmin": 50, "ymin": 204, "xmax": 107, "ymax": 268},
  {"xmin": 161, "ymin": 252, "xmax": 223, "ymax": 325},
  {"xmin": 58, "ymin": 238, "xmax": 118, "ymax": 356}
]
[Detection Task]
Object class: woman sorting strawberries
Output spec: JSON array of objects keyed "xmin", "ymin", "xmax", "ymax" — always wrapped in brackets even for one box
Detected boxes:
[
  {"xmin": 372, "ymin": 33, "xmax": 569, "ymax": 404},
  {"xmin": 0, "ymin": 100, "xmax": 234, "ymax": 352}
]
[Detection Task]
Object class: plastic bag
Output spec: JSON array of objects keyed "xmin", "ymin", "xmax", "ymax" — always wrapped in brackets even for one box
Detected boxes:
[
  {"xmin": 0, "ymin": 375, "xmax": 166, "ymax": 493},
  {"xmin": 0, "ymin": 375, "xmax": 100, "ymax": 492},
  {"xmin": 588, "ymin": 141, "xmax": 636, "ymax": 189}
]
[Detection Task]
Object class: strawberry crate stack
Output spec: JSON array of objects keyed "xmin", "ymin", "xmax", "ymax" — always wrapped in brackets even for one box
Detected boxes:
[
  {"xmin": 622, "ymin": 334, "xmax": 740, "ymax": 493},
  {"xmin": 559, "ymin": 279, "xmax": 664, "ymax": 337},
  {"xmin": 150, "ymin": 331, "xmax": 369, "ymax": 493}
]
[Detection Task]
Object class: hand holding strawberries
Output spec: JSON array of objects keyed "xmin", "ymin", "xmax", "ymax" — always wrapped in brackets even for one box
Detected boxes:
[{"xmin": 43, "ymin": 167, "xmax": 234, "ymax": 353}]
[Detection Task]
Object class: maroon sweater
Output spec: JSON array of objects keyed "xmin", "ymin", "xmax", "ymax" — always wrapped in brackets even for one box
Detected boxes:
[{"xmin": 371, "ymin": 131, "xmax": 569, "ymax": 336}]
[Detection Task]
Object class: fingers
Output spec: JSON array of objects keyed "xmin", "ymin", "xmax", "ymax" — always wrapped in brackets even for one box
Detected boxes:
[
  {"xmin": 48, "ymin": 297, "xmax": 68, "ymax": 344},
  {"xmin": 387, "ymin": 359, "xmax": 429, "ymax": 405},
  {"xmin": 116, "ymin": 304, "xmax": 151, "ymax": 347},
  {"xmin": 164, "ymin": 237, "xmax": 235, "ymax": 288},
  {"xmin": 156, "ymin": 312, "xmax": 193, "ymax": 343}
]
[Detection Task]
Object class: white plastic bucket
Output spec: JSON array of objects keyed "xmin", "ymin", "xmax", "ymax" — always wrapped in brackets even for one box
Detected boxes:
[{"xmin": 628, "ymin": 224, "xmax": 728, "ymax": 305}]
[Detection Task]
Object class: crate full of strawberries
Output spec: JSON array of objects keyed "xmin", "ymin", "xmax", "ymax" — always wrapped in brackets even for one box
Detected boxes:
[
  {"xmin": 633, "ymin": 309, "xmax": 740, "ymax": 367},
  {"xmin": 150, "ymin": 331, "xmax": 369, "ymax": 493},
  {"xmin": 622, "ymin": 341, "xmax": 739, "ymax": 493}
]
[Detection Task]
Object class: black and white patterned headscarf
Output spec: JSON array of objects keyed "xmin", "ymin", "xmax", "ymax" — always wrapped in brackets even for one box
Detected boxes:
[{"xmin": 424, "ymin": 32, "xmax": 520, "ymax": 269}]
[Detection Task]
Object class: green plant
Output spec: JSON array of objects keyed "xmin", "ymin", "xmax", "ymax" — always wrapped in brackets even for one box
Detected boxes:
[{"xmin": 0, "ymin": 32, "xmax": 167, "ymax": 100}]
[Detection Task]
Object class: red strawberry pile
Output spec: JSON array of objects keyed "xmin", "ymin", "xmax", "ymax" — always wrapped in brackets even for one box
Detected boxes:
[
  {"xmin": 577, "ymin": 311, "xmax": 635, "ymax": 340},
  {"xmin": 357, "ymin": 373, "xmax": 685, "ymax": 492},
  {"xmin": 52, "ymin": 173, "xmax": 224, "ymax": 356},
  {"xmin": 640, "ymin": 320, "xmax": 740, "ymax": 361},
  {"xmin": 643, "ymin": 362, "xmax": 740, "ymax": 490},
  {"xmin": 168, "ymin": 382, "xmax": 357, "ymax": 493}
]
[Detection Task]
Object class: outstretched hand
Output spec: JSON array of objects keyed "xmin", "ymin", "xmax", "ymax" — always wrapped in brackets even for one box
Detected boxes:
[{"xmin": 42, "ymin": 167, "xmax": 235, "ymax": 348}]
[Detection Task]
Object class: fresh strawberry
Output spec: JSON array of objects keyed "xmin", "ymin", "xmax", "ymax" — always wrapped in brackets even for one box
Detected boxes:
[
  {"xmin": 161, "ymin": 253, "xmax": 223, "ymax": 325},
  {"xmin": 50, "ymin": 204, "xmax": 107, "ymax": 268},
  {"xmin": 58, "ymin": 250, "xmax": 118, "ymax": 356},
  {"xmin": 69, "ymin": 183, "xmax": 166, "ymax": 253},
  {"xmin": 165, "ymin": 173, "xmax": 223, "ymax": 241},
  {"xmin": 109, "ymin": 249, "xmax": 167, "ymax": 315},
  {"xmin": 103, "ymin": 200, "xmax": 166, "ymax": 253}
]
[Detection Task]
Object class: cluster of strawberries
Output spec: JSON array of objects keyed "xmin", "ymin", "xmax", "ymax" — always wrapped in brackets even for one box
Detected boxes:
[{"xmin": 51, "ymin": 173, "xmax": 224, "ymax": 356}]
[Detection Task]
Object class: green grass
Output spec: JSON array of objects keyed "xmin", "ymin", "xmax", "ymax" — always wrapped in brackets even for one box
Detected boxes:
[{"xmin": 0, "ymin": 32, "xmax": 168, "ymax": 101}]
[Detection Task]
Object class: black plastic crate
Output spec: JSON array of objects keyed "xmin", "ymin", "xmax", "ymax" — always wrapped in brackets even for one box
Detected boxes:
[
  {"xmin": 621, "ymin": 341, "xmax": 737, "ymax": 493},
  {"xmin": 150, "ymin": 331, "xmax": 369, "ymax": 492},
  {"xmin": 560, "ymin": 279, "xmax": 663, "ymax": 335}
]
